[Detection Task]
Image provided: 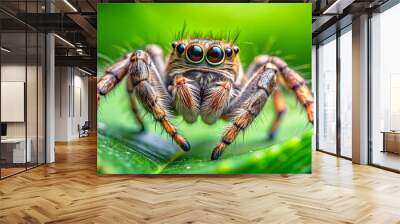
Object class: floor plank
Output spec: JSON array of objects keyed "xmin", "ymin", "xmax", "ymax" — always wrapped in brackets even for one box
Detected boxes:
[{"xmin": 1, "ymin": 135, "xmax": 400, "ymax": 224}]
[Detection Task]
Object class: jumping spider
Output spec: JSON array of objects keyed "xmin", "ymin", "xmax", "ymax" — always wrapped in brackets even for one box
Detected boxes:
[{"xmin": 97, "ymin": 38, "xmax": 314, "ymax": 160}]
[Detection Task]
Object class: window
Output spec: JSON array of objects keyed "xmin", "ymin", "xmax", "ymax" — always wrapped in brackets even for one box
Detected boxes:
[
  {"xmin": 317, "ymin": 35, "xmax": 337, "ymax": 154},
  {"xmin": 339, "ymin": 27, "xmax": 352, "ymax": 158},
  {"xmin": 370, "ymin": 3, "xmax": 400, "ymax": 171},
  {"xmin": 0, "ymin": 1, "xmax": 46, "ymax": 179}
]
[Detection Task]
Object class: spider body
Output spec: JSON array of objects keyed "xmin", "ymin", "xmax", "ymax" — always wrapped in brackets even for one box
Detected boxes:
[
  {"xmin": 164, "ymin": 39, "xmax": 241, "ymax": 125},
  {"xmin": 98, "ymin": 38, "xmax": 314, "ymax": 160}
]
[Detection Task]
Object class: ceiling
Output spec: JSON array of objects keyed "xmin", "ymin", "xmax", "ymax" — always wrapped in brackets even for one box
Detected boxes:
[
  {"xmin": 0, "ymin": 0, "xmax": 393, "ymax": 72},
  {"xmin": 311, "ymin": 0, "xmax": 390, "ymax": 43},
  {"xmin": 0, "ymin": 0, "xmax": 98, "ymax": 73}
]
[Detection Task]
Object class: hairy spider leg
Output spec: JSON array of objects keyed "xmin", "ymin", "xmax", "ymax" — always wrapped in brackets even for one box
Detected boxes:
[
  {"xmin": 129, "ymin": 50, "xmax": 190, "ymax": 152},
  {"xmin": 268, "ymin": 87, "xmax": 287, "ymax": 140},
  {"xmin": 212, "ymin": 63, "xmax": 278, "ymax": 160}
]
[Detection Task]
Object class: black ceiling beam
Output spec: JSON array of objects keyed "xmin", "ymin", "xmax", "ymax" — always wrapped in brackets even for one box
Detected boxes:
[
  {"xmin": 55, "ymin": 55, "xmax": 96, "ymax": 72},
  {"xmin": 312, "ymin": 14, "xmax": 352, "ymax": 44},
  {"xmin": 79, "ymin": 66, "xmax": 97, "ymax": 76},
  {"xmin": 312, "ymin": 15, "xmax": 337, "ymax": 39},
  {"xmin": 11, "ymin": 13, "xmax": 83, "ymax": 32},
  {"xmin": 86, "ymin": 0, "xmax": 97, "ymax": 12},
  {"xmin": 312, "ymin": 0, "xmax": 389, "ymax": 44},
  {"xmin": 55, "ymin": 47, "xmax": 97, "ymax": 57},
  {"xmin": 0, "ymin": 18, "xmax": 27, "ymax": 31}
]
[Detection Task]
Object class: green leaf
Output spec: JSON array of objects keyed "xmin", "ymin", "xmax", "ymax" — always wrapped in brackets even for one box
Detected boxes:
[{"xmin": 97, "ymin": 122, "xmax": 312, "ymax": 174}]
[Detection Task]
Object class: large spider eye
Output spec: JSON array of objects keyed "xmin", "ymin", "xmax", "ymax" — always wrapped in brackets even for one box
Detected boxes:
[
  {"xmin": 206, "ymin": 46, "xmax": 224, "ymax": 65},
  {"xmin": 176, "ymin": 43, "xmax": 185, "ymax": 55},
  {"xmin": 186, "ymin": 45, "xmax": 204, "ymax": 63}
]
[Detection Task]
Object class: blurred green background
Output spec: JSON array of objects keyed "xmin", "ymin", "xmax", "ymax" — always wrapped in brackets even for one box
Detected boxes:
[{"xmin": 97, "ymin": 3, "xmax": 313, "ymax": 174}]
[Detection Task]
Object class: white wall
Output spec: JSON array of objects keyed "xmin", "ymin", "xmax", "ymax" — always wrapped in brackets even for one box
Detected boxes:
[
  {"xmin": 72, "ymin": 73, "xmax": 89, "ymax": 138},
  {"xmin": 55, "ymin": 66, "xmax": 69, "ymax": 141},
  {"xmin": 54, "ymin": 67, "xmax": 89, "ymax": 141}
]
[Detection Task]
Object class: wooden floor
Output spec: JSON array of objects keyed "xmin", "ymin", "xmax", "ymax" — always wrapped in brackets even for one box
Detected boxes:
[
  {"xmin": 0, "ymin": 167, "xmax": 26, "ymax": 178},
  {"xmin": 1, "ymin": 135, "xmax": 400, "ymax": 224}
]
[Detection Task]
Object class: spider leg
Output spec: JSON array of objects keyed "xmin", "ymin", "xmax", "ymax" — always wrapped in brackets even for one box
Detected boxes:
[
  {"xmin": 129, "ymin": 50, "xmax": 190, "ymax": 152},
  {"xmin": 129, "ymin": 44, "xmax": 166, "ymax": 132},
  {"xmin": 245, "ymin": 55, "xmax": 314, "ymax": 124},
  {"xmin": 271, "ymin": 56, "xmax": 313, "ymax": 124},
  {"xmin": 97, "ymin": 44, "xmax": 167, "ymax": 104},
  {"xmin": 145, "ymin": 44, "xmax": 166, "ymax": 78},
  {"xmin": 97, "ymin": 52, "xmax": 133, "ymax": 103},
  {"xmin": 126, "ymin": 77, "xmax": 146, "ymax": 132},
  {"xmin": 212, "ymin": 63, "xmax": 278, "ymax": 160},
  {"xmin": 268, "ymin": 87, "xmax": 287, "ymax": 140}
]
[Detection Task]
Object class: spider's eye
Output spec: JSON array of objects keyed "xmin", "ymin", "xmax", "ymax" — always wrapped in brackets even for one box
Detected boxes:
[
  {"xmin": 176, "ymin": 43, "xmax": 185, "ymax": 55},
  {"xmin": 233, "ymin": 46, "xmax": 239, "ymax": 54},
  {"xmin": 225, "ymin": 47, "xmax": 233, "ymax": 57},
  {"xmin": 171, "ymin": 42, "xmax": 177, "ymax": 48},
  {"xmin": 186, "ymin": 45, "xmax": 204, "ymax": 63},
  {"xmin": 206, "ymin": 46, "xmax": 224, "ymax": 65}
]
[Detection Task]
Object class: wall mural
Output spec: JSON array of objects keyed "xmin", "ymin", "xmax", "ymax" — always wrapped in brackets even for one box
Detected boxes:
[{"xmin": 97, "ymin": 3, "xmax": 313, "ymax": 174}]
